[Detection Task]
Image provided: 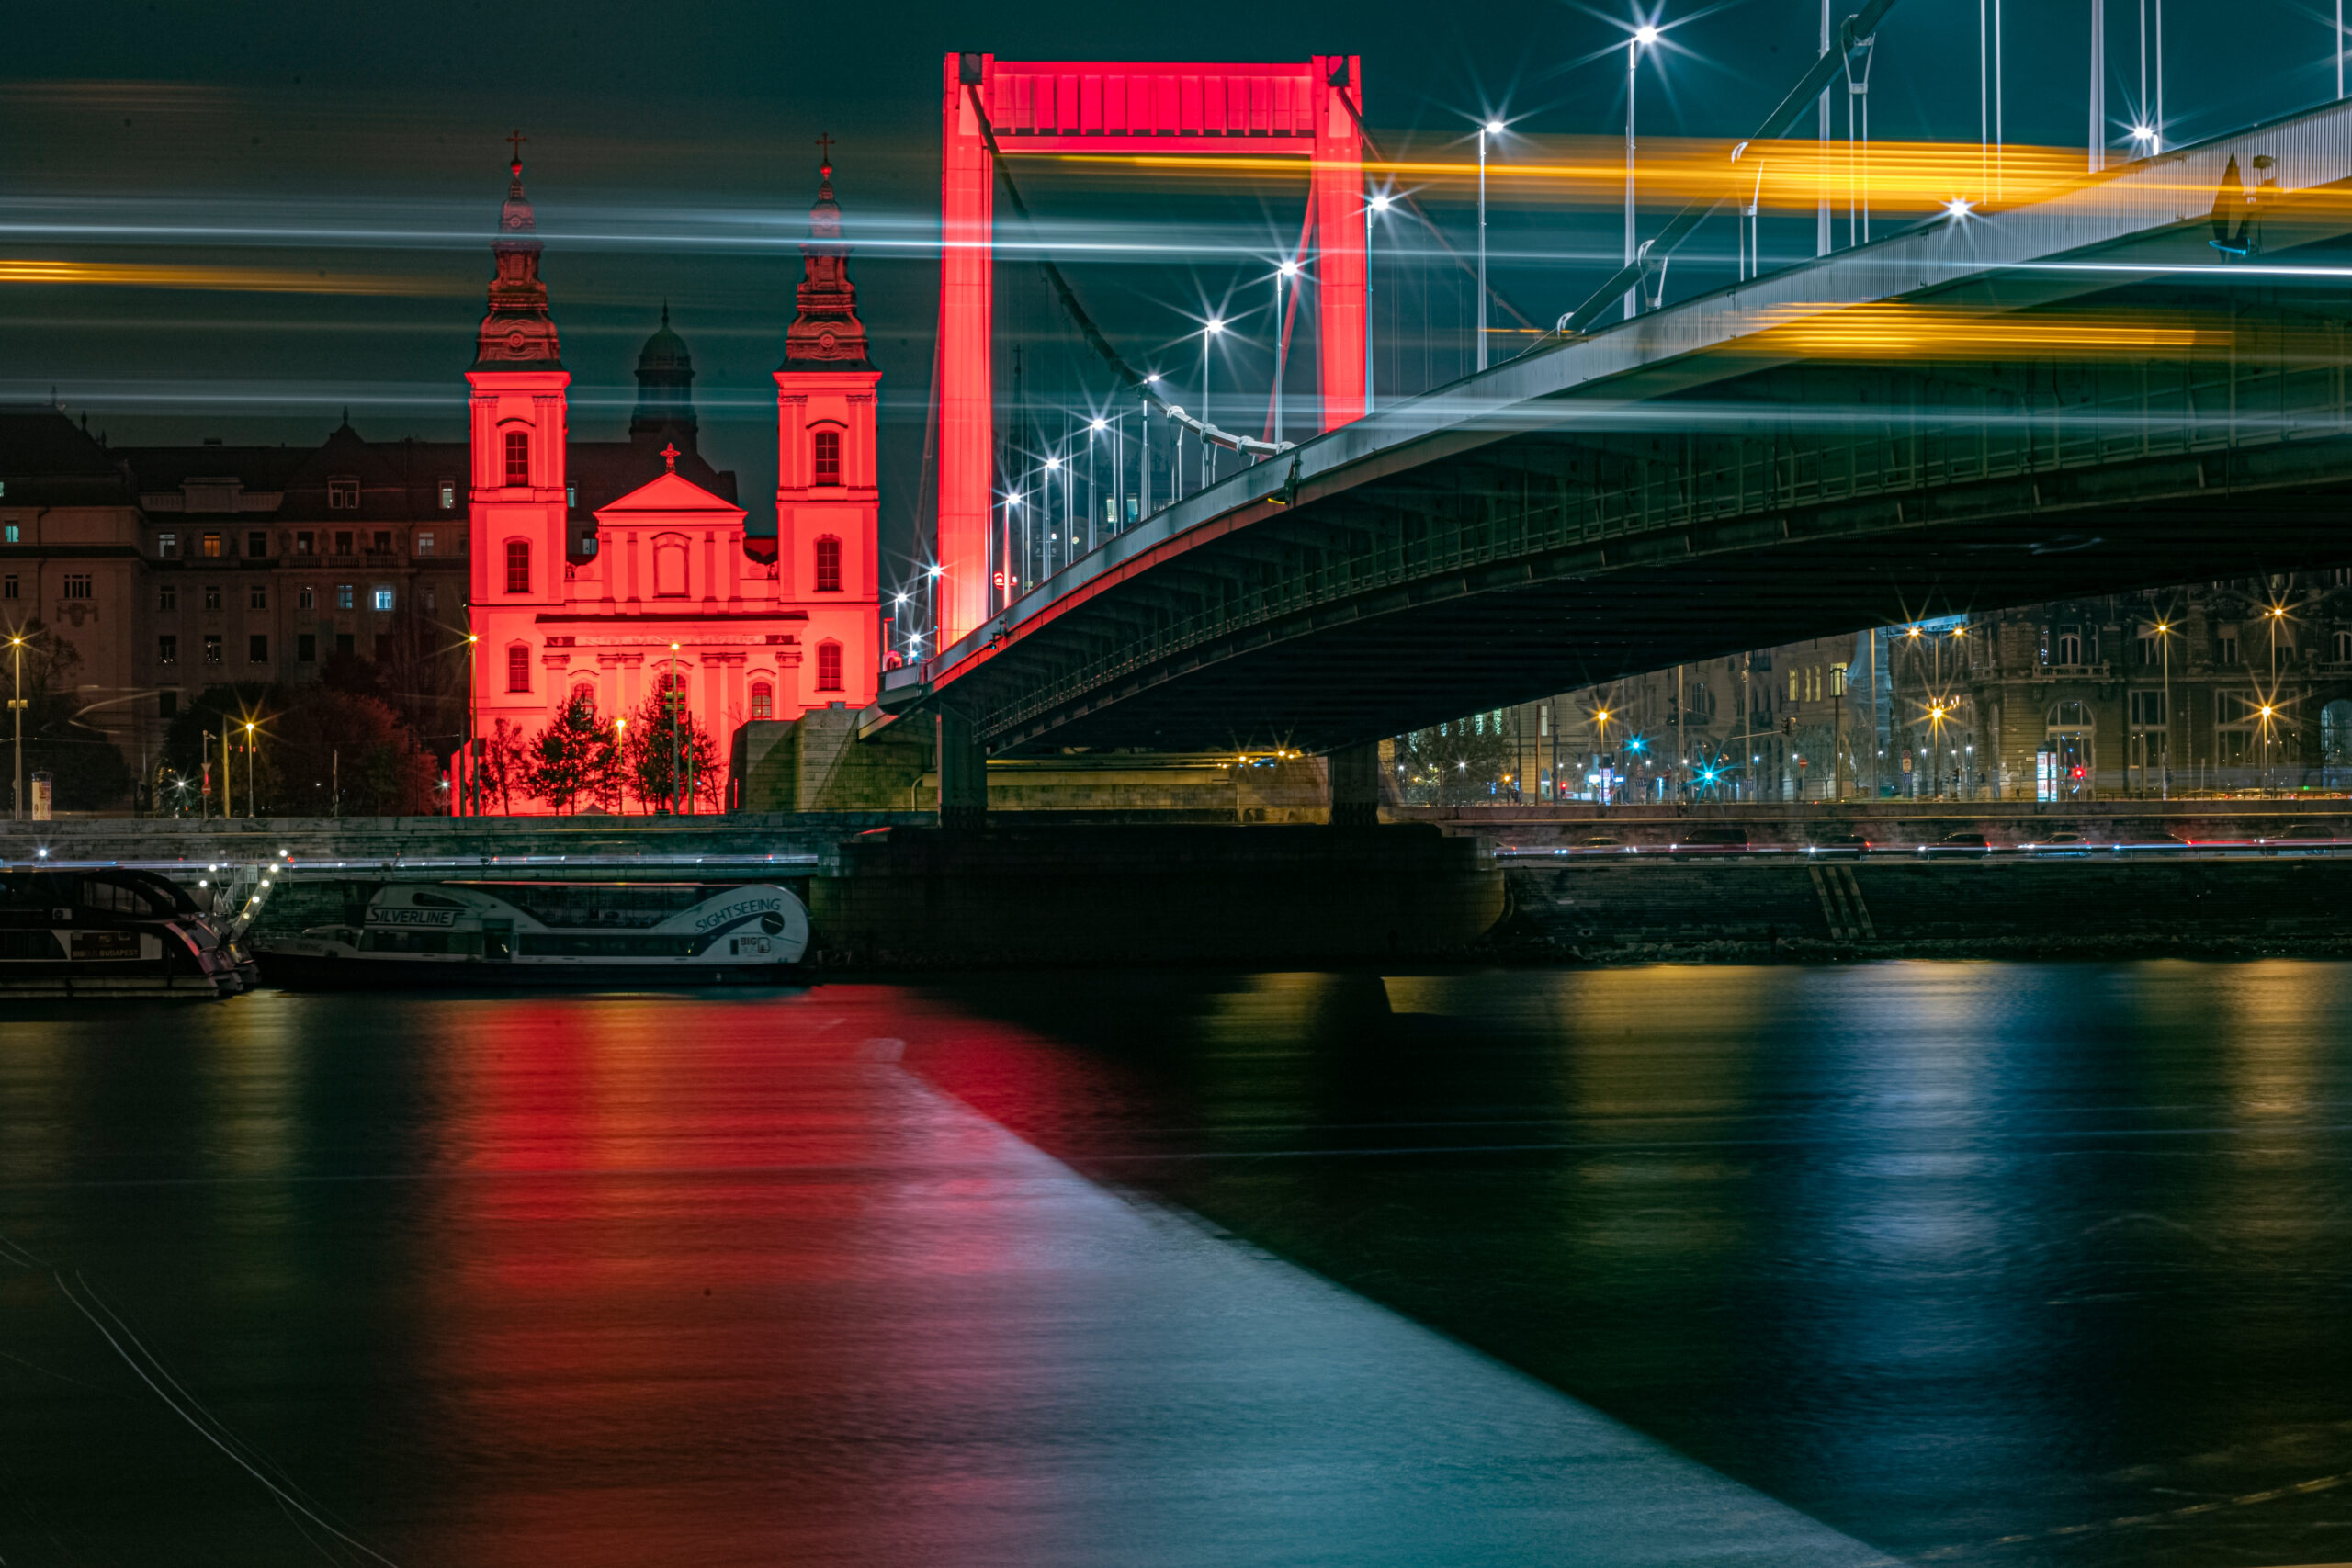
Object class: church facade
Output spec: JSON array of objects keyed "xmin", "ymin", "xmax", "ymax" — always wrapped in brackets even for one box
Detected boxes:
[{"xmin": 460, "ymin": 150, "xmax": 882, "ymax": 813}]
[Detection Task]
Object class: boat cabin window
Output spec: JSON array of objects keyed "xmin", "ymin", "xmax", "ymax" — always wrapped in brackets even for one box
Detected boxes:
[{"xmin": 79, "ymin": 879, "xmax": 158, "ymax": 915}]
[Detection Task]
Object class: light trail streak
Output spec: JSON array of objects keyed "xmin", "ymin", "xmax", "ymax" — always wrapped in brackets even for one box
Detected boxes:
[
  {"xmin": 1733, "ymin": 300, "xmax": 2225, "ymax": 359},
  {"xmin": 0, "ymin": 258, "xmax": 451, "ymax": 294}
]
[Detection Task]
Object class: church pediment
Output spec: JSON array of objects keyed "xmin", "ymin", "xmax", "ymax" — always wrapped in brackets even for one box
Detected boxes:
[{"xmin": 593, "ymin": 467, "xmax": 746, "ymax": 526}]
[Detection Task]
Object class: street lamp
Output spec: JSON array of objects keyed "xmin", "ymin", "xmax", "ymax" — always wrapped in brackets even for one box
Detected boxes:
[
  {"xmin": 2154, "ymin": 618, "xmax": 2174, "ymax": 799},
  {"xmin": 243, "ymin": 720, "xmax": 256, "ymax": 819},
  {"xmin": 1625, "ymin": 25, "xmax": 1661, "ymax": 321},
  {"xmin": 1477, "ymin": 118, "xmax": 1506, "ymax": 367},
  {"xmin": 464, "ymin": 631, "xmax": 479, "ymax": 816},
  {"xmin": 6, "ymin": 633, "xmax": 24, "ymax": 822},
  {"xmin": 1273, "ymin": 257, "xmax": 1302, "ymax": 443},
  {"xmin": 1200, "ymin": 316, "xmax": 1226, "ymax": 491}
]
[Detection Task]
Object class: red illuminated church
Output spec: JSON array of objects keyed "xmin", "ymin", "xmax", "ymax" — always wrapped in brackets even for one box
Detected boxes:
[{"xmin": 461, "ymin": 149, "xmax": 881, "ymax": 812}]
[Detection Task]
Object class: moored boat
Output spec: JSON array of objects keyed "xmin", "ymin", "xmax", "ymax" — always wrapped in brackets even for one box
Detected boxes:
[
  {"xmin": 254, "ymin": 879, "xmax": 809, "ymax": 988},
  {"xmin": 0, "ymin": 868, "xmax": 249, "ymax": 998}
]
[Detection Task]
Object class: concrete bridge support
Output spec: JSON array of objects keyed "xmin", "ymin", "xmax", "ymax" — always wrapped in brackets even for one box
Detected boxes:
[
  {"xmin": 938, "ymin": 710, "xmax": 988, "ymax": 828},
  {"xmin": 1329, "ymin": 743, "xmax": 1380, "ymax": 828}
]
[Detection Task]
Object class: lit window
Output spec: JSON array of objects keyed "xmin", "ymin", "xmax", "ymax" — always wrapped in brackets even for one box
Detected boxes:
[
  {"xmin": 62, "ymin": 574, "xmax": 92, "ymax": 600},
  {"xmin": 299, "ymin": 585, "xmax": 314, "ymax": 610},
  {"xmin": 751, "ymin": 682, "xmax": 774, "ymax": 720},
  {"xmin": 416, "ymin": 532, "xmax": 435, "ymax": 557},
  {"xmin": 506, "ymin": 644, "xmax": 531, "ymax": 693},
  {"xmin": 504, "ymin": 431, "xmax": 529, "ymax": 486},
  {"xmin": 505, "ymin": 539, "xmax": 530, "ymax": 594},
  {"xmin": 816, "ymin": 641, "xmax": 842, "ymax": 692},
  {"xmin": 156, "ymin": 532, "xmax": 177, "ymax": 557},
  {"xmin": 814, "ymin": 536, "xmax": 842, "ymax": 592},
  {"xmin": 328, "ymin": 477, "xmax": 359, "ymax": 509},
  {"xmin": 336, "ymin": 583, "xmax": 354, "ymax": 610},
  {"xmin": 157, "ymin": 635, "xmax": 177, "ymax": 665},
  {"xmin": 439, "ymin": 480, "xmax": 456, "ymax": 511},
  {"xmin": 813, "ymin": 428, "xmax": 842, "ymax": 486},
  {"xmin": 372, "ymin": 586, "xmax": 394, "ymax": 612},
  {"xmin": 202, "ymin": 533, "xmax": 222, "ymax": 558}
]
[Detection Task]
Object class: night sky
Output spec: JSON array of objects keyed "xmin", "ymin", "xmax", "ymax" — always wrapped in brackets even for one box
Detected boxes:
[{"xmin": 5, "ymin": 0, "xmax": 2330, "ymax": 584}]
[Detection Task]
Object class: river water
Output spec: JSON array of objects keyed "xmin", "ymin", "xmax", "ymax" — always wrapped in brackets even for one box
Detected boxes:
[{"xmin": 4, "ymin": 962, "xmax": 2350, "ymax": 1566}]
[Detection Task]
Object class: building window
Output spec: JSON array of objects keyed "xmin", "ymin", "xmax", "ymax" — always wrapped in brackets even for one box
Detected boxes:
[
  {"xmin": 372, "ymin": 530, "xmax": 391, "ymax": 554},
  {"xmin": 157, "ymin": 635, "xmax": 177, "ymax": 666},
  {"xmin": 204, "ymin": 584, "xmax": 222, "ymax": 611},
  {"xmin": 813, "ymin": 428, "xmax": 842, "ymax": 486},
  {"xmin": 336, "ymin": 583, "xmax": 354, "ymax": 610},
  {"xmin": 504, "ymin": 431, "xmax": 530, "ymax": 486},
  {"xmin": 246, "ymin": 530, "xmax": 267, "ymax": 558},
  {"xmin": 158, "ymin": 584, "xmax": 176, "ymax": 610},
  {"xmin": 439, "ymin": 480, "xmax": 456, "ymax": 511},
  {"xmin": 334, "ymin": 531, "xmax": 353, "ymax": 556},
  {"xmin": 372, "ymin": 586, "xmax": 394, "ymax": 612},
  {"xmin": 203, "ymin": 634, "xmax": 222, "ymax": 664},
  {"xmin": 299, "ymin": 586, "xmax": 315, "ymax": 610},
  {"xmin": 416, "ymin": 531, "xmax": 435, "ymax": 557},
  {"xmin": 2336, "ymin": 629, "xmax": 2352, "ymax": 663},
  {"xmin": 58, "ymin": 573, "xmax": 90, "ymax": 599},
  {"xmin": 506, "ymin": 539, "xmax": 530, "ymax": 594},
  {"xmin": 334, "ymin": 632, "xmax": 354, "ymax": 657},
  {"xmin": 814, "ymin": 536, "xmax": 842, "ymax": 592},
  {"xmin": 566, "ymin": 483, "xmax": 576, "ymax": 509},
  {"xmin": 816, "ymin": 641, "xmax": 842, "ymax": 692},
  {"xmin": 2130, "ymin": 691, "xmax": 2166, "ymax": 725},
  {"xmin": 295, "ymin": 530, "xmax": 313, "ymax": 556},
  {"xmin": 2056, "ymin": 631, "xmax": 2082, "ymax": 666},
  {"xmin": 507, "ymin": 645, "xmax": 531, "ymax": 693},
  {"xmin": 1, "ymin": 575, "xmax": 13, "ymax": 601},
  {"xmin": 570, "ymin": 682, "xmax": 596, "ymax": 713},
  {"xmin": 248, "ymin": 634, "xmax": 268, "ymax": 663},
  {"xmin": 1, "ymin": 524, "xmax": 15, "ymax": 543},
  {"xmin": 423, "ymin": 585, "xmax": 436, "ymax": 613},
  {"xmin": 298, "ymin": 633, "xmax": 316, "ymax": 663},
  {"xmin": 201, "ymin": 533, "xmax": 222, "ymax": 558},
  {"xmin": 751, "ymin": 682, "xmax": 774, "ymax": 719},
  {"xmin": 156, "ymin": 532, "xmax": 177, "ymax": 557},
  {"xmin": 158, "ymin": 691, "xmax": 176, "ymax": 719},
  {"xmin": 328, "ymin": 477, "xmax": 359, "ymax": 508},
  {"xmin": 249, "ymin": 583, "xmax": 267, "ymax": 610},
  {"xmin": 2219, "ymin": 633, "xmax": 2241, "ymax": 666}
]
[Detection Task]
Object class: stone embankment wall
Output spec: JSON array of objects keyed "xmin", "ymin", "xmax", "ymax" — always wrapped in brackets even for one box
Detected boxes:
[{"xmin": 1504, "ymin": 856, "xmax": 2352, "ymax": 961}]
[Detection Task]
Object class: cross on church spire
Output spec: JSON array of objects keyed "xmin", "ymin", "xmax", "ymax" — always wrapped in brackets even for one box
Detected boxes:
[
  {"xmin": 661, "ymin": 442, "xmax": 679, "ymax": 471},
  {"xmin": 507, "ymin": 129, "xmax": 528, "ymax": 164},
  {"xmin": 816, "ymin": 131, "xmax": 835, "ymax": 175}
]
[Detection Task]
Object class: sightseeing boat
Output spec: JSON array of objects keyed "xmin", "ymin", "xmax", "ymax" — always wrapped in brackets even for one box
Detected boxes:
[
  {"xmin": 254, "ymin": 880, "xmax": 810, "ymax": 987},
  {"xmin": 0, "ymin": 867, "xmax": 254, "ymax": 999}
]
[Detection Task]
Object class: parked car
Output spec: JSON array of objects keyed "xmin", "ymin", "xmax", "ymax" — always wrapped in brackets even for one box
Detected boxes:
[
  {"xmin": 1919, "ymin": 831, "xmax": 1994, "ymax": 857},
  {"xmin": 2026, "ymin": 830, "xmax": 2096, "ymax": 858},
  {"xmin": 2119, "ymin": 832, "xmax": 2193, "ymax": 855},
  {"xmin": 1670, "ymin": 827, "xmax": 1754, "ymax": 855},
  {"xmin": 1573, "ymin": 834, "xmax": 1638, "ymax": 854},
  {"xmin": 1806, "ymin": 832, "xmax": 1871, "ymax": 858}
]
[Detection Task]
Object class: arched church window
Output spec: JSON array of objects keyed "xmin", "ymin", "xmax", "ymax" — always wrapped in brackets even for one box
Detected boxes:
[
  {"xmin": 812, "ymin": 429, "xmax": 842, "ymax": 486},
  {"xmin": 506, "ymin": 645, "xmax": 531, "ymax": 694},
  {"xmin": 571, "ymin": 682, "xmax": 596, "ymax": 714},
  {"xmin": 816, "ymin": 641, "xmax": 843, "ymax": 692},
  {"xmin": 751, "ymin": 682, "xmax": 774, "ymax": 720},
  {"xmin": 505, "ymin": 539, "xmax": 530, "ymax": 594},
  {"xmin": 654, "ymin": 535, "xmax": 689, "ymax": 597},
  {"xmin": 814, "ymin": 536, "xmax": 842, "ymax": 592},
  {"xmin": 503, "ymin": 430, "xmax": 529, "ymax": 487}
]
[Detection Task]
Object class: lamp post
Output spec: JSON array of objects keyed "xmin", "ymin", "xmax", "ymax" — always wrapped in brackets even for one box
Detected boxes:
[
  {"xmin": 1200, "ymin": 317, "xmax": 1224, "ymax": 490},
  {"xmin": 1142, "ymin": 372, "xmax": 1160, "ymax": 519},
  {"xmin": 1273, "ymin": 258, "xmax": 1301, "ymax": 442},
  {"xmin": 1625, "ymin": 28, "xmax": 1660, "ymax": 319},
  {"xmin": 669, "ymin": 641, "xmax": 682, "ymax": 817},
  {"xmin": 243, "ymin": 720, "xmax": 256, "ymax": 818},
  {"xmin": 7, "ymin": 633, "xmax": 23, "ymax": 822},
  {"xmin": 1477, "ymin": 119, "xmax": 1503, "ymax": 366},
  {"xmin": 464, "ymin": 631, "xmax": 479, "ymax": 816},
  {"xmin": 2154, "ymin": 618, "xmax": 2173, "ymax": 799},
  {"xmin": 1365, "ymin": 191, "xmax": 1390, "ymax": 408}
]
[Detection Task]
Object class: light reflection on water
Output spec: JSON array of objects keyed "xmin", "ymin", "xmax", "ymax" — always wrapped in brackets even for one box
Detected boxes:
[{"xmin": 0, "ymin": 964, "xmax": 2348, "ymax": 1567}]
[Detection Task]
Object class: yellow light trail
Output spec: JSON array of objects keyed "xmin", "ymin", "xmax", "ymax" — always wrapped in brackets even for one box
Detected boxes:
[
  {"xmin": 1733, "ymin": 300, "xmax": 2229, "ymax": 360},
  {"xmin": 0, "ymin": 259, "xmax": 449, "ymax": 295},
  {"xmin": 1054, "ymin": 138, "xmax": 2250, "ymax": 216}
]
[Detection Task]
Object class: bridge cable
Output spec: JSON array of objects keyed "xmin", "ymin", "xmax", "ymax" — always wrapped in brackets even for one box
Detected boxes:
[
  {"xmin": 1534, "ymin": 0, "xmax": 1905, "ymax": 347},
  {"xmin": 965, "ymin": 86, "xmax": 1292, "ymax": 459}
]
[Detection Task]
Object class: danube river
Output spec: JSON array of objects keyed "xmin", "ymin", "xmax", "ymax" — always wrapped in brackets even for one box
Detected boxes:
[{"xmin": 4, "ymin": 963, "xmax": 2349, "ymax": 1566}]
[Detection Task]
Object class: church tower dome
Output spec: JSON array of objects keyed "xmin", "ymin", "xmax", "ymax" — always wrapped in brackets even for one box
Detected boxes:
[
  {"xmin": 782, "ymin": 151, "xmax": 871, "ymax": 370},
  {"xmin": 473, "ymin": 145, "xmax": 563, "ymax": 369},
  {"xmin": 630, "ymin": 304, "xmax": 698, "ymax": 439}
]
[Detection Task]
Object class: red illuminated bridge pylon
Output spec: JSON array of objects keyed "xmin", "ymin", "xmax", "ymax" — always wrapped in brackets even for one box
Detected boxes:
[{"xmin": 936, "ymin": 52, "xmax": 1366, "ymax": 648}]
